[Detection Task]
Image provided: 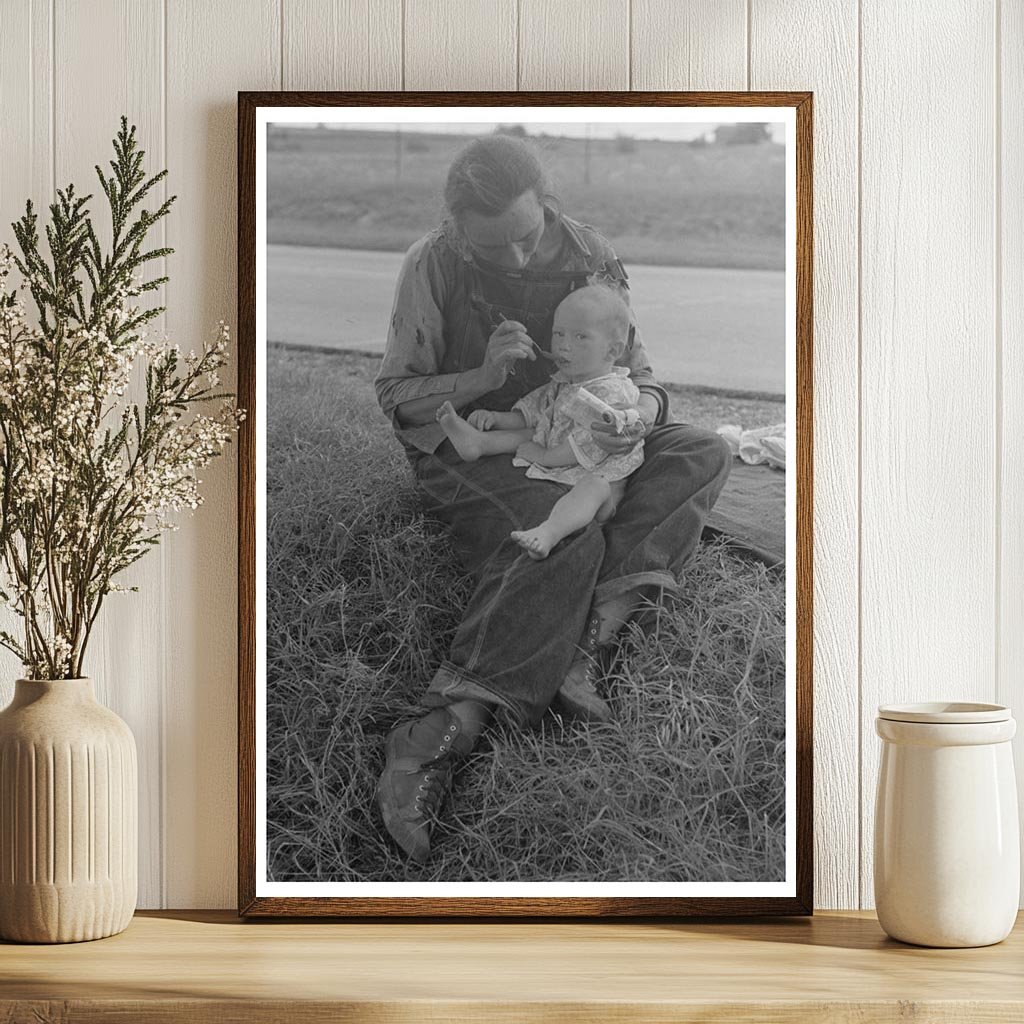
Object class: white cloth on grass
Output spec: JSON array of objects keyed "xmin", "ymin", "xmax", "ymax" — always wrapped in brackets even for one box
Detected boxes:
[{"xmin": 717, "ymin": 423, "xmax": 786, "ymax": 471}]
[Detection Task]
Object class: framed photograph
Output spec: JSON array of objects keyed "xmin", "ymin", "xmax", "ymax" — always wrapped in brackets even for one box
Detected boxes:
[{"xmin": 238, "ymin": 91, "xmax": 812, "ymax": 917}]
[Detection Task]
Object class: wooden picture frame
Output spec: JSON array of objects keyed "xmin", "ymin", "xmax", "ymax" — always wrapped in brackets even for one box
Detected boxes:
[{"xmin": 238, "ymin": 91, "xmax": 813, "ymax": 917}]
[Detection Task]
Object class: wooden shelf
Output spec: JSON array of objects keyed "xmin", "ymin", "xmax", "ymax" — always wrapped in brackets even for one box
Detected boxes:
[{"xmin": 2, "ymin": 910, "xmax": 1022, "ymax": 1022}]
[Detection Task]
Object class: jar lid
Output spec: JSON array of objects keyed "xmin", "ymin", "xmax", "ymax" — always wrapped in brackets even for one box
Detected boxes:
[{"xmin": 877, "ymin": 701, "xmax": 1011, "ymax": 724}]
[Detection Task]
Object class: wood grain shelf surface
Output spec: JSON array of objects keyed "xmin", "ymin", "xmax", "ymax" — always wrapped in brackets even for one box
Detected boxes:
[{"xmin": 1, "ymin": 910, "xmax": 1022, "ymax": 1022}]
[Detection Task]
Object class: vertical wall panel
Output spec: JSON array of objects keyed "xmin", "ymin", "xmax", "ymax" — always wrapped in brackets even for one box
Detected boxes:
[
  {"xmin": 164, "ymin": 0, "xmax": 280, "ymax": 908},
  {"xmin": 631, "ymin": 0, "xmax": 746, "ymax": 90},
  {"xmin": 860, "ymin": 0, "xmax": 998, "ymax": 908},
  {"xmin": 284, "ymin": 0, "xmax": 402, "ymax": 90},
  {"xmin": 519, "ymin": 0, "xmax": 629, "ymax": 90},
  {"xmin": 404, "ymin": 0, "xmax": 517, "ymax": 90},
  {"xmin": 0, "ymin": 0, "xmax": 53, "ymax": 695},
  {"xmin": 1000, "ymin": 0, "xmax": 1024, "ymax": 902},
  {"xmin": 0, "ymin": 0, "xmax": 51, "ymax": 233},
  {"xmin": 751, "ymin": 1, "xmax": 860, "ymax": 910},
  {"xmin": 50, "ymin": 0, "xmax": 166, "ymax": 909}
]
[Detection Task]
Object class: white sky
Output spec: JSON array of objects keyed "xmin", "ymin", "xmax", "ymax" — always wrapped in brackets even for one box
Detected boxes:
[{"xmin": 282, "ymin": 121, "xmax": 786, "ymax": 143}]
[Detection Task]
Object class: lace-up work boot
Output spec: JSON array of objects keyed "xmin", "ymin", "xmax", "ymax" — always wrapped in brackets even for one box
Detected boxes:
[
  {"xmin": 555, "ymin": 610, "xmax": 613, "ymax": 723},
  {"xmin": 377, "ymin": 707, "xmax": 476, "ymax": 863}
]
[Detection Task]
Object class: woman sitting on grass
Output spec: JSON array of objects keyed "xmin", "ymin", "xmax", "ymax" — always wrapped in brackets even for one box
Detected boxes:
[
  {"xmin": 374, "ymin": 133, "xmax": 732, "ymax": 864},
  {"xmin": 436, "ymin": 283, "xmax": 643, "ymax": 560}
]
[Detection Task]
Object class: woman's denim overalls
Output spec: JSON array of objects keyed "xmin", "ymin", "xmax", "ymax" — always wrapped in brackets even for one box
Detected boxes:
[{"xmin": 412, "ymin": 240, "xmax": 732, "ymax": 727}]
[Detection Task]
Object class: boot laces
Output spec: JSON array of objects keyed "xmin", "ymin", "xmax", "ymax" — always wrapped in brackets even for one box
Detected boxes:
[
  {"xmin": 575, "ymin": 613, "xmax": 602, "ymax": 690},
  {"xmin": 411, "ymin": 721, "xmax": 460, "ymax": 817},
  {"xmin": 579, "ymin": 657, "xmax": 599, "ymax": 690}
]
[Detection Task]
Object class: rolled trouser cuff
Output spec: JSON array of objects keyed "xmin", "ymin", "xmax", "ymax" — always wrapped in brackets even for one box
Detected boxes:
[
  {"xmin": 593, "ymin": 569, "xmax": 678, "ymax": 607},
  {"xmin": 422, "ymin": 660, "xmax": 529, "ymax": 727}
]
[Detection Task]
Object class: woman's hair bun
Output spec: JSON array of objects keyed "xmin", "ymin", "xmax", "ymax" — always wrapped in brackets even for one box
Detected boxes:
[{"xmin": 444, "ymin": 135, "xmax": 551, "ymax": 220}]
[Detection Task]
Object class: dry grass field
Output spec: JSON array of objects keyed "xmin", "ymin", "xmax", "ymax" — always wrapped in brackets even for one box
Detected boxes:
[{"xmin": 265, "ymin": 346, "xmax": 786, "ymax": 883}]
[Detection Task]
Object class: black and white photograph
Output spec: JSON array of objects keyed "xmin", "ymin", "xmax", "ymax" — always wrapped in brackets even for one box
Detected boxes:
[{"xmin": 242, "ymin": 98, "xmax": 809, "ymax": 912}]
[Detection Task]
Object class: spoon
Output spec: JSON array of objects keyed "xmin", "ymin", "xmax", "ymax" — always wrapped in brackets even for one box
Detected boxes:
[{"xmin": 471, "ymin": 301, "xmax": 559, "ymax": 363}]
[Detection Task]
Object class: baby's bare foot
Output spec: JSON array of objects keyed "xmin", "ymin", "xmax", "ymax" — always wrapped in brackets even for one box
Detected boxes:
[
  {"xmin": 511, "ymin": 525, "xmax": 556, "ymax": 560},
  {"xmin": 437, "ymin": 401, "xmax": 484, "ymax": 461}
]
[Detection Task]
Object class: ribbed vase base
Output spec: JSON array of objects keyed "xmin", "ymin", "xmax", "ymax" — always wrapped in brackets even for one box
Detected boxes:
[
  {"xmin": 0, "ymin": 678, "xmax": 138, "ymax": 945},
  {"xmin": 0, "ymin": 880, "xmax": 135, "ymax": 943}
]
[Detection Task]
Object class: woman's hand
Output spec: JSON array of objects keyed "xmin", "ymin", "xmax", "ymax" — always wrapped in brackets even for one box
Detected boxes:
[
  {"xmin": 590, "ymin": 417, "xmax": 647, "ymax": 454},
  {"xmin": 590, "ymin": 396, "xmax": 658, "ymax": 454},
  {"xmin": 479, "ymin": 320, "xmax": 535, "ymax": 390}
]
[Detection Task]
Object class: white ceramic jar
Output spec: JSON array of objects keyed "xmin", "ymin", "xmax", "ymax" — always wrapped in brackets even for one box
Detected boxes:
[{"xmin": 874, "ymin": 702, "xmax": 1019, "ymax": 947}]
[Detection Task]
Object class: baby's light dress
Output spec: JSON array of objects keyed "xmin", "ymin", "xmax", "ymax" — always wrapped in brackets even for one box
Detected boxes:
[{"xmin": 511, "ymin": 367, "xmax": 645, "ymax": 486}]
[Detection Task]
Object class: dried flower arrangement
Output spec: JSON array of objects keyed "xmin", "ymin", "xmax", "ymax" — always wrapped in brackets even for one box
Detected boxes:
[{"xmin": 0, "ymin": 117, "xmax": 244, "ymax": 679}]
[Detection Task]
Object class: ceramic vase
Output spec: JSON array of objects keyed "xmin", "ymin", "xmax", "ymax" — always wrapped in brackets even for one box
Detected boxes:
[
  {"xmin": 874, "ymin": 701, "xmax": 1019, "ymax": 948},
  {"xmin": 0, "ymin": 677, "xmax": 137, "ymax": 943}
]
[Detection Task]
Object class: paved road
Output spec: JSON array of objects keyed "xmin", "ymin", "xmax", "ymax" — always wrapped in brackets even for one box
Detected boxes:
[{"xmin": 268, "ymin": 244, "xmax": 784, "ymax": 393}]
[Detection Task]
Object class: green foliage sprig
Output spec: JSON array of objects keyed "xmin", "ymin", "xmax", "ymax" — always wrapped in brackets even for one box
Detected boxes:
[{"xmin": 0, "ymin": 117, "xmax": 244, "ymax": 679}]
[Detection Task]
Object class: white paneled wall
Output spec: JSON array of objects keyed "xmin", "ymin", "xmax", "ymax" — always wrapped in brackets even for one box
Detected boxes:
[
  {"xmin": 1005, "ymin": 0, "xmax": 1024, "ymax": 908},
  {"xmin": 0, "ymin": 0, "xmax": 1018, "ymax": 910},
  {"xmin": 858, "ymin": 1, "xmax": 999, "ymax": 909},
  {"xmin": 750, "ymin": 0, "xmax": 860, "ymax": 912}
]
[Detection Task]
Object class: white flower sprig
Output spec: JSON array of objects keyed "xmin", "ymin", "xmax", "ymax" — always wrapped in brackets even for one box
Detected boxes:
[{"xmin": 0, "ymin": 118, "xmax": 244, "ymax": 680}]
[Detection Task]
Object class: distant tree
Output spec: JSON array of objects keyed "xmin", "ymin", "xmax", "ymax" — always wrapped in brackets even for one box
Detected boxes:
[
  {"xmin": 614, "ymin": 132, "xmax": 636, "ymax": 153},
  {"xmin": 713, "ymin": 123, "xmax": 772, "ymax": 145},
  {"xmin": 493, "ymin": 123, "xmax": 528, "ymax": 138}
]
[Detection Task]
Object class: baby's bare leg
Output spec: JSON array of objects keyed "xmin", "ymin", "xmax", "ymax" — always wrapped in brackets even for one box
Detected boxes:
[
  {"xmin": 595, "ymin": 479, "xmax": 627, "ymax": 523},
  {"xmin": 511, "ymin": 475, "xmax": 612, "ymax": 560},
  {"xmin": 436, "ymin": 402, "xmax": 533, "ymax": 461}
]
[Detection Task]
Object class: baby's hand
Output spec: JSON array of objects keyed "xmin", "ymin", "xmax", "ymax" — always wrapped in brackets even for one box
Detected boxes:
[
  {"xmin": 515, "ymin": 441, "xmax": 546, "ymax": 464},
  {"xmin": 467, "ymin": 409, "xmax": 497, "ymax": 431}
]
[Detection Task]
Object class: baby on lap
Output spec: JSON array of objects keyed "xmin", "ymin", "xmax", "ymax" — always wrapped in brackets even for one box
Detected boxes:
[{"xmin": 436, "ymin": 284, "xmax": 644, "ymax": 560}]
